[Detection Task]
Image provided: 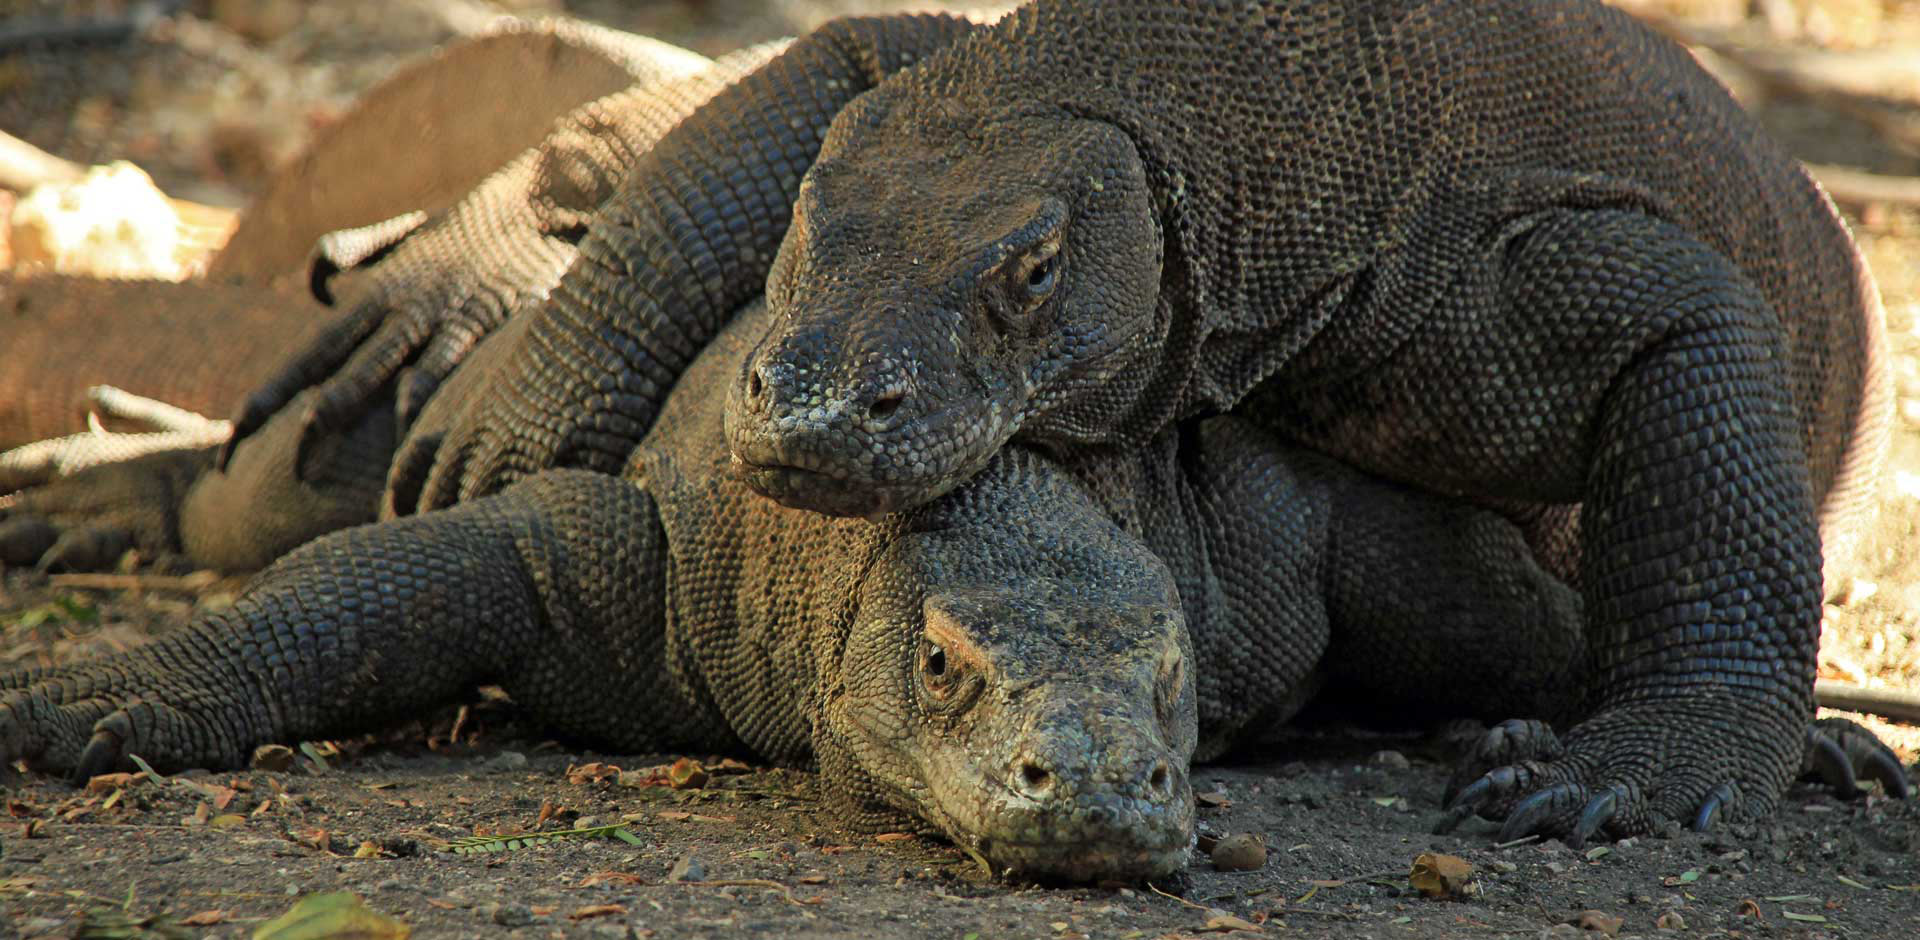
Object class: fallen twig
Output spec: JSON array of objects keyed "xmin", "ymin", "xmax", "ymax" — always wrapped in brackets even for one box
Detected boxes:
[
  {"xmin": 1816, "ymin": 679, "xmax": 1920, "ymax": 725},
  {"xmin": 47, "ymin": 572, "xmax": 221, "ymax": 593}
]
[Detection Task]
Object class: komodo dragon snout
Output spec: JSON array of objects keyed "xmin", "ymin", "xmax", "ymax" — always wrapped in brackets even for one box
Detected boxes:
[
  {"xmin": 725, "ymin": 94, "xmax": 1163, "ymax": 516},
  {"xmin": 825, "ymin": 514, "xmax": 1197, "ymax": 882}
]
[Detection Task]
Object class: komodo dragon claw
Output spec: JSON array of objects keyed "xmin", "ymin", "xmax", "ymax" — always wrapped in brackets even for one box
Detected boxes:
[{"xmin": 1435, "ymin": 716, "xmax": 1911, "ymax": 846}]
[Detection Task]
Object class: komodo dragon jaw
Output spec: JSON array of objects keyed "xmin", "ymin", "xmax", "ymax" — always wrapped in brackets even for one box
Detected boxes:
[{"xmin": 725, "ymin": 93, "xmax": 1164, "ymax": 517}]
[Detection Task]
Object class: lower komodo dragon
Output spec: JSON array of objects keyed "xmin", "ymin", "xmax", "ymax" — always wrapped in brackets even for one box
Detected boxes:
[
  {"xmin": 3, "ymin": 0, "xmax": 1909, "ymax": 854},
  {"xmin": 0, "ymin": 301, "xmax": 1903, "ymax": 883}
]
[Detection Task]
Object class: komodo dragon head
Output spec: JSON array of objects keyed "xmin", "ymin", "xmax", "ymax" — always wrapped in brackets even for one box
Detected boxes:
[
  {"xmin": 724, "ymin": 83, "xmax": 1163, "ymax": 517},
  {"xmin": 810, "ymin": 448, "xmax": 1196, "ymax": 882}
]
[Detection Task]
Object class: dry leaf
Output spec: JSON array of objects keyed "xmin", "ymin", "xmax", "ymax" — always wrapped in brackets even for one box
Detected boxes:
[
  {"xmin": 656, "ymin": 811, "xmax": 692, "ymax": 821},
  {"xmin": 251, "ymin": 891, "xmax": 410, "ymax": 940},
  {"xmin": 569, "ymin": 904, "xmax": 628, "ymax": 921},
  {"xmin": 1196, "ymin": 791, "xmax": 1232, "ymax": 808},
  {"xmin": 566, "ymin": 762, "xmax": 621, "ymax": 784},
  {"xmin": 579, "ymin": 871, "xmax": 649, "ymax": 887},
  {"xmin": 180, "ymin": 910, "xmax": 227, "ymax": 926},
  {"xmin": 1409, "ymin": 852, "xmax": 1475, "ymax": 899},
  {"xmin": 354, "ymin": 841, "xmax": 385, "ymax": 858},
  {"xmin": 873, "ymin": 832, "xmax": 915, "ymax": 843},
  {"xmin": 85, "ymin": 772, "xmax": 140, "ymax": 793},
  {"xmin": 1199, "ymin": 913, "xmax": 1263, "ymax": 932},
  {"xmin": 210, "ymin": 814, "xmax": 247, "ymax": 829},
  {"xmin": 668, "ymin": 758, "xmax": 709, "ymax": 790}
]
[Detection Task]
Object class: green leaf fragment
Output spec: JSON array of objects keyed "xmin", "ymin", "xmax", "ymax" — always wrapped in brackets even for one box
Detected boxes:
[
  {"xmin": 448, "ymin": 823, "xmax": 645, "ymax": 855},
  {"xmin": 1782, "ymin": 911, "xmax": 1828, "ymax": 923},
  {"xmin": 252, "ymin": 891, "xmax": 410, "ymax": 940}
]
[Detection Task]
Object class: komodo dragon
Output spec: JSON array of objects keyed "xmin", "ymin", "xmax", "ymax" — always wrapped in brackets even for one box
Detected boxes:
[
  {"xmin": 1, "ymin": 33, "xmax": 794, "ymax": 568},
  {"xmin": 2, "ymin": 301, "xmax": 1901, "ymax": 883},
  {"xmin": 203, "ymin": 0, "xmax": 1882, "ymax": 848},
  {"xmin": 5, "ymin": 2, "xmax": 1903, "ymax": 848}
]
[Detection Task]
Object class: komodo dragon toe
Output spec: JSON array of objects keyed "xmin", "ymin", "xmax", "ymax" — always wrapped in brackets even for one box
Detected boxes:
[{"xmin": 1435, "ymin": 715, "xmax": 1913, "ymax": 846}]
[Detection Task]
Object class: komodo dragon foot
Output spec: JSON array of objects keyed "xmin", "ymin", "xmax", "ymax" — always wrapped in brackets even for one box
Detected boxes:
[
  {"xmin": 1, "ymin": 387, "xmax": 394, "ymax": 573},
  {"xmin": 1435, "ymin": 716, "xmax": 1912, "ymax": 846}
]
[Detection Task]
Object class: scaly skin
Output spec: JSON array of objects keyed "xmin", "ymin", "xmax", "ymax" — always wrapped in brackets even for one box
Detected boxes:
[
  {"xmin": 705, "ymin": 0, "xmax": 1890, "ymax": 843},
  {"xmin": 242, "ymin": 5, "xmax": 1882, "ymax": 843},
  {"xmin": 1, "ymin": 301, "xmax": 1646, "ymax": 882}
]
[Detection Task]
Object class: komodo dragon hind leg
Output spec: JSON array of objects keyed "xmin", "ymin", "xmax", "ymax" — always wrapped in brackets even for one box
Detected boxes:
[
  {"xmin": 1435, "ymin": 716, "xmax": 1911, "ymax": 843},
  {"xmin": 0, "ymin": 385, "xmax": 229, "ymax": 494}
]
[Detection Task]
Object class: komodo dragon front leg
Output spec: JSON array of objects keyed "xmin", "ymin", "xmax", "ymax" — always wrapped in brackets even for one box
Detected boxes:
[
  {"xmin": 1266, "ymin": 209, "xmax": 1838, "ymax": 845},
  {"xmin": 218, "ymin": 39, "xmax": 791, "ymax": 474}
]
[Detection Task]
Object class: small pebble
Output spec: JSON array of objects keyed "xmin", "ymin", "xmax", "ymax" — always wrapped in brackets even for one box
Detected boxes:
[
  {"xmin": 488, "ymin": 902, "xmax": 534, "ymax": 927},
  {"xmin": 1371, "ymin": 750, "xmax": 1411, "ymax": 770},
  {"xmin": 484, "ymin": 751, "xmax": 528, "ymax": 772},
  {"xmin": 668, "ymin": 853, "xmax": 707, "ymax": 883},
  {"xmin": 1210, "ymin": 833, "xmax": 1267, "ymax": 872}
]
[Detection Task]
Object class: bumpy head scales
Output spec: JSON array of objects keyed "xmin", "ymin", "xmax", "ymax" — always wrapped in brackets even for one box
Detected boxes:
[
  {"xmin": 820, "ymin": 451, "xmax": 1197, "ymax": 882},
  {"xmin": 724, "ymin": 87, "xmax": 1162, "ymax": 517}
]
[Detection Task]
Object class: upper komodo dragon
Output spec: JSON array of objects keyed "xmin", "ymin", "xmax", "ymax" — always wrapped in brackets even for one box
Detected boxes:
[
  {"xmin": 0, "ymin": 300, "xmax": 1902, "ymax": 883},
  {"xmin": 199, "ymin": 0, "xmax": 1889, "ymax": 848},
  {"xmin": 3, "ymin": 0, "xmax": 1906, "ymax": 849}
]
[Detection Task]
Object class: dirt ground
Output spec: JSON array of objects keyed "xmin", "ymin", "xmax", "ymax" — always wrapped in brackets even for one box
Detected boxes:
[{"xmin": 8, "ymin": 1, "xmax": 1920, "ymax": 938}]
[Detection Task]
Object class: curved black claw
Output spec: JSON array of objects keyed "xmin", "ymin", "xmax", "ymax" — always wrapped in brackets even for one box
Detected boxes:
[
  {"xmin": 219, "ymin": 303, "xmax": 387, "ymax": 472},
  {"xmin": 74, "ymin": 727, "xmax": 126, "ymax": 785},
  {"xmin": 1803, "ymin": 716, "xmax": 1913, "ymax": 799},
  {"xmin": 1435, "ymin": 761, "xmax": 1548, "ymax": 835},
  {"xmin": 1497, "ymin": 781, "xmax": 1589, "ymax": 845},
  {"xmin": 1569, "ymin": 785, "xmax": 1624, "ymax": 848},
  {"xmin": 1691, "ymin": 782, "xmax": 1739, "ymax": 832}
]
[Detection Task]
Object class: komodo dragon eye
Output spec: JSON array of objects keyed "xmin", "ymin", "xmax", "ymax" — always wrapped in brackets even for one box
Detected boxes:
[
  {"xmin": 1007, "ymin": 239, "xmax": 1062, "ymax": 308},
  {"xmin": 916, "ymin": 637, "xmax": 982, "ymax": 711}
]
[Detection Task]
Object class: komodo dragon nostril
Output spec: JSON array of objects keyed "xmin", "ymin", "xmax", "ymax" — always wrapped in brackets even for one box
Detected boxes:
[
  {"xmin": 867, "ymin": 389, "xmax": 907, "ymax": 423},
  {"xmin": 1015, "ymin": 760, "xmax": 1054, "ymax": 797}
]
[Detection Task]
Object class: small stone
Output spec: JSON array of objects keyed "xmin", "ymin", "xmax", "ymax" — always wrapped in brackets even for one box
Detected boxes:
[
  {"xmin": 1210, "ymin": 833, "xmax": 1267, "ymax": 872},
  {"xmin": 1370, "ymin": 749, "xmax": 1411, "ymax": 770},
  {"xmin": 667, "ymin": 853, "xmax": 707, "ymax": 883},
  {"xmin": 1536, "ymin": 924, "xmax": 1582, "ymax": 940},
  {"xmin": 1656, "ymin": 910, "xmax": 1687, "ymax": 931},
  {"xmin": 1490, "ymin": 860, "xmax": 1519, "ymax": 873},
  {"xmin": 1571, "ymin": 910, "xmax": 1623, "ymax": 936},
  {"xmin": 488, "ymin": 902, "xmax": 535, "ymax": 927},
  {"xmin": 483, "ymin": 751, "xmax": 528, "ymax": 772}
]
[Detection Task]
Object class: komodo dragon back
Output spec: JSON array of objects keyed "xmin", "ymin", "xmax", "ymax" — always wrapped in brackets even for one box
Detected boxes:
[{"xmin": 728, "ymin": 0, "xmax": 1887, "ymax": 549}]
